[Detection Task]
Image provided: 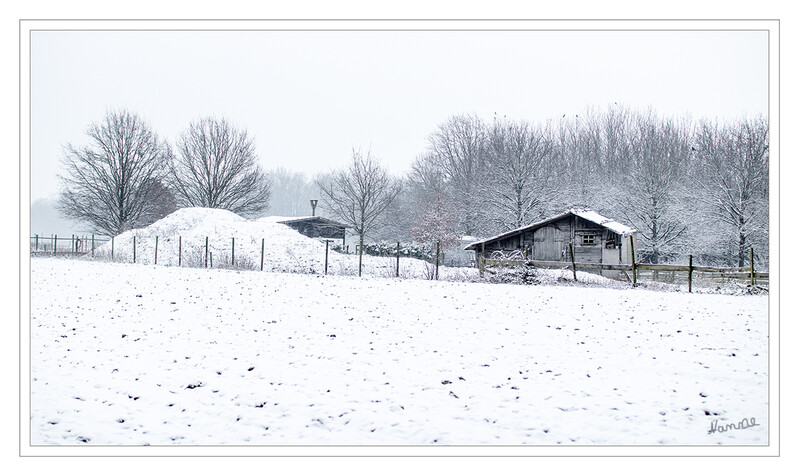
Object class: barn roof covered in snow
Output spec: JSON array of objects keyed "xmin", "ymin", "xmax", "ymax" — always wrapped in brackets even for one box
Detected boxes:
[{"xmin": 464, "ymin": 208, "xmax": 636, "ymax": 251}]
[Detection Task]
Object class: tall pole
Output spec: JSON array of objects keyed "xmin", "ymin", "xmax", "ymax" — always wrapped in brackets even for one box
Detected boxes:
[
  {"xmin": 260, "ymin": 238, "xmax": 265, "ymax": 271},
  {"xmin": 750, "ymin": 247, "xmax": 755, "ymax": 286},
  {"xmin": 179, "ymin": 236, "xmax": 182, "ymax": 267},
  {"xmin": 396, "ymin": 241, "xmax": 400, "ymax": 277},
  {"xmin": 688, "ymin": 254, "xmax": 693, "ymax": 293}
]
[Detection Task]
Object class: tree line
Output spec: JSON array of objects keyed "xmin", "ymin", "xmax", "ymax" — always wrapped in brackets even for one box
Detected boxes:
[
  {"xmin": 349, "ymin": 106, "xmax": 768, "ymax": 268},
  {"xmin": 58, "ymin": 105, "xmax": 768, "ymax": 269}
]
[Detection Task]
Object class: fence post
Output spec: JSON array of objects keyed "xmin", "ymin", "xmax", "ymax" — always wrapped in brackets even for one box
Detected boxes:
[
  {"xmin": 232, "ymin": 237, "xmax": 235, "ymax": 266},
  {"xmin": 111, "ymin": 236, "xmax": 114, "ymax": 260},
  {"xmin": 210, "ymin": 251, "xmax": 213, "ymax": 268},
  {"xmin": 750, "ymin": 247, "xmax": 755, "ymax": 286},
  {"xmin": 54, "ymin": 234, "xmax": 57, "ymax": 255},
  {"xmin": 569, "ymin": 242, "xmax": 577, "ymax": 281},
  {"xmin": 325, "ymin": 240, "xmax": 330, "ymax": 275},
  {"xmin": 205, "ymin": 236, "xmax": 209, "ymax": 268},
  {"xmin": 71, "ymin": 235, "xmax": 75, "ymax": 254},
  {"xmin": 35, "ymin": 234, "xmax": 38, "ymax": 251},
  {"xmin": 260, "ymin": 238, "xmax": 264, "ymax": 271},
  {"xmin": 133, "ymin": 236, "xmax": 136, "ymax": 263},
  {"xmin": 154, "ymin": 236, "xmax": 158, "ymax": 264},
  {"xmin": 91, "ymin": 235, "xmax": 95, "ymax": 257},
  {"xmin": 688, "ymin": 254, "xmax": 693, "ymax": 293},
  {"xmin": 479, "ymin": 242, "xmax": 485, "ymax": 278},
  {"xmin": 630, "ymin": 236, "xmax": 637, "ymax": 287},
  {"xmin": 358, "ymin": 237, "xmax": 364, "ymax": 277},
  {"xmin": 396, "ymin": 241, "xmax": 400, "ymax": 277},
  {"xmin": 435, "ymin": 241, "xmax": 440, "ymax": 280},
  {"xmin": 178, "ymin": 236, "xmax": 182, "ymax": 267}
]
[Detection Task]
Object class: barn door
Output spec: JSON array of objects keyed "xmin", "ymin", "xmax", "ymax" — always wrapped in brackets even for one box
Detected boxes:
[{"xmin": 533, "ymin": 226, "xmax": 559, "ymax": 261}]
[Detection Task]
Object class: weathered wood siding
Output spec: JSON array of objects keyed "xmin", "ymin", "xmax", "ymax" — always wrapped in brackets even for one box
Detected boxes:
[
  {"xmin": 531, "ymin": 217, "xmax": 570, "ymax": 261},
  {"xmin": 474, "ymin": 212, "xmax": 634, "ymax": 278}
]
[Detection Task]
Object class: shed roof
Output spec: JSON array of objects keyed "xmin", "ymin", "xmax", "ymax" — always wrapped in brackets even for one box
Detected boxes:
[
  {"xmin": 464, "ymin": 208, "xmax": 636, "ymax": 251},
  {"xmin": 275, "ymin": 216, "xmax": 348, "ymax": 228}
]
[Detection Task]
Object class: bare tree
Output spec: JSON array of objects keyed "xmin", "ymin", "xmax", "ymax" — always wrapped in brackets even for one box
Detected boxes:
[
  {"xmin": 554, "ymin": 109, "xmax": 608, "ymax": 210},
  {"xmin": 427, "ymin": 114, "xmax": 487, "ymax": 235},
  {"xmin": 57, "ymin": 110, "xmax": 172, "ymax": 236},
  {"xmin": 482, "ymin": 116, "xmax": 555, "ymax": 231},
  {"xmin": 410, "ymin": 191, "xmax": 461, "ymax": 249},
  {"xmin": 316, "ymin": 149, "xmax": 402, "ymax": 276},
  {"xmin": 614, "ymin": 111, "xmax": 691, "ymax": 263},
  {"xmin": 144, "ymin": 179, "xmax": 178, "ymax": 223},
  {"xmin": 692, "ymin": 116, "xmax": 769, "ymax": 267},
  {"xmin": 170, "ymin": 117, "xmax": 271, "ymax": 218}
]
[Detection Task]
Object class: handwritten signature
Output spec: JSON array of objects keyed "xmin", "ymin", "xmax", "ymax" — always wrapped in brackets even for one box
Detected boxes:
[{"xmin": 708, "ymin": 417, "xmax": 760, "ymax": 435}]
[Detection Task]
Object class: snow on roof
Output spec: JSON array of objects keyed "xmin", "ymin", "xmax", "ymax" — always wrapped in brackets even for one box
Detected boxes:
[
  {"xmin": 569, "ymin": 208, "xmax": 636, "ymax": 236},
  {"xmin": 464, "ymin": 208, "xmax": 636, "ymax": 250}
]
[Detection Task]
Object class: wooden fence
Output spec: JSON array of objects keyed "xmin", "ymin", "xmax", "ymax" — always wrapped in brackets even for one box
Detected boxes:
[{"xmin": 480, "ymin": 255, "xmax": 768, "ymax": 291}]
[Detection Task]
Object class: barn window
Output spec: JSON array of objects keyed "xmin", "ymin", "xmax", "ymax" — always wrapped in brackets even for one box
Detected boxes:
[
  {"xmin": 581, "ymin": 234, "xmax": 596, "ymax": 245},
  {"xmin": 605, "ymin": 232, "xmax": 619, "ymax": 248}
]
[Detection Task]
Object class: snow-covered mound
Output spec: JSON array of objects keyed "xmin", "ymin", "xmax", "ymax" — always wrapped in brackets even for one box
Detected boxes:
[{"xmin": 92, "ymin": 208, "xmax": 477, "ymax": 280}]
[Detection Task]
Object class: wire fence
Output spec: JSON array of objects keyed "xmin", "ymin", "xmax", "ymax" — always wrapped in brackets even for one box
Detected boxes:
[
  {"xmin": 28, "ymin": 234, "xmax": 458, "ymax": 280},
  {"xmin": 29, "ymin": 234, "xmax": 110, "ymax": 257},
  {"xmin": 31, "ymin": 233, "xmax": 769, "ymax": 292}
]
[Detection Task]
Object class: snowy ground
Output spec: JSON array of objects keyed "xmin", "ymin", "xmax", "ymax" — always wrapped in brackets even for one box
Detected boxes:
[{"xmin": 30, "ymin": 257, "xmax": 769, "ymax": 446}]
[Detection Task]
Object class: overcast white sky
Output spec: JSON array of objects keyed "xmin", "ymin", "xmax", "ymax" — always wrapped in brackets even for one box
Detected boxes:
[{"xmin": 29, "ymin": 26, "xmax": 769, "ymax": 201}]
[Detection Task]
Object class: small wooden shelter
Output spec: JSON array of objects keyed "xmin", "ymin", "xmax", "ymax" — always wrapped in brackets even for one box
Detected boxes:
[
  {"xmin": 464, "ymin": 208, "xmax": 637, "ymax": 274},
  {"xmin": 277, "ymin": 216, "xmax": 348, "ymax": 245}
]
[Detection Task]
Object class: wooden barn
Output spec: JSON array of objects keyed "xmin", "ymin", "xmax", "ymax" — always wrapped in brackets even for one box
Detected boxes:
[
  {"xmin": 464, "ymin": 208, "xmax": 637, "ymax": 276},
  {"xmin": 277, "ymin": 216, "xmax": 348, "ymax": 245}
]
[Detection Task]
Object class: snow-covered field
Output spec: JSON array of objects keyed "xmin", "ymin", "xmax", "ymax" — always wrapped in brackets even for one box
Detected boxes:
[{"xmin": 30, "ymin": 256, "xmax": 768, "ymax": 446}]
